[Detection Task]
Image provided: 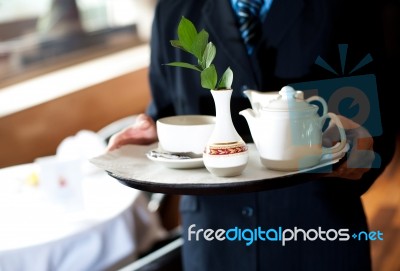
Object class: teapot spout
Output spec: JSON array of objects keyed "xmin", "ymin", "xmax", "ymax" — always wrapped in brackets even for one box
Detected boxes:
[
  {"xmin": 242, "ymin": 89, "xmax": 259, "ymax": 106},
  {"xmin": 242, "ymin": 89, "xmax": 252, "ymax": 100},
  {"xmin": 239, "ymin": 108, "xmax": 257, "ymax": 127},
  {"xmin": 242, "ymin": 89, "xmax": 279, "ymax": 110}
]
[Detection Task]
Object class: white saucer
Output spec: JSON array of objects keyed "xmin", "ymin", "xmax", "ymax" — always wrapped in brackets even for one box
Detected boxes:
[
  {"xmin": 146, "ymin": 150, "xmax": 204, "ymax": 169},
  {"xmin": 320, "ymin": 143, "xmax": 350, "ymax": 163}
]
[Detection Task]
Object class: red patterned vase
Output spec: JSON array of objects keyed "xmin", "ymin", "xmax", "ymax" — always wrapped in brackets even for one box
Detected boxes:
[{"xmin": 203, "ymin": 89, "xmax": 249, "ymax": 177}]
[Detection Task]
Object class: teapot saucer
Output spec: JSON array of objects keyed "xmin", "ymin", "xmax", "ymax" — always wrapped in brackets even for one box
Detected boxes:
[{"xmin": 320, "ymin": 142, "xmax": 350, "ymax": 163}]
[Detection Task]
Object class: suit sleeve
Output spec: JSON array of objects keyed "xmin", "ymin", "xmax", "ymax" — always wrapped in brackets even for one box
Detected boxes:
[{"xmin": 146, "ymin": 2, "xmax": 176, "ymax": 121}]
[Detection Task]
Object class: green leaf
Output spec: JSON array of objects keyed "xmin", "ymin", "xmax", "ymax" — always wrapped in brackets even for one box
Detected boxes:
[
  {"xmin": 177, "ymin": 17, "xmax": 198, "ymax": 52},
  {"xmin": 170, "ymin": 40, "xmax": 188, "ymax": 52},
  {"xmin": 166, "ymin": 17, "xmax": 235, "ymax": 91},
  {"xmin": 165, "ymin": 62, "xmax": 202, "ymax": 72},
  {"xmin": 217, "ymin": 67, "xmax": 233, "ymax": 89},
  {"xmin": 191, "ymin": 30, "xmax": 209, "ymax": 62},
  {"xmin": 202, "ymin": 42, "xmax": 216, "ymax": 69},
  {"xmin": 201, "ymin": 65, "xmax": 217, "ymax": 89}
]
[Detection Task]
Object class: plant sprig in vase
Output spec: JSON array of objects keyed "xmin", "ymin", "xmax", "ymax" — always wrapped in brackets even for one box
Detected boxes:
[
  {"xmin": 165, "ymin": 16, "xmax": 248, "ymax": 177},
  {"xmin": 166, "ymin": 16, "xmax": 233, "ymax": 90}
]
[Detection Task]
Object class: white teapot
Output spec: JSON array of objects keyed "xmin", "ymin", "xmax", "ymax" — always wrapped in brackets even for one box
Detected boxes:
[{"xmin": 239, "ymin": 86, "xmax": 347, "ymax": 171}]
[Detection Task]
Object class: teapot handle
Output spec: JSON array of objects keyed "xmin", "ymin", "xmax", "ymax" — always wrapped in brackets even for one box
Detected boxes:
[
  {"xmin": 306, "ymin": 96, "xmax": 328, "ymax": 116},
  {"xmin": 320, "ymin": 113, "xmax": 347, "ymax": 155}
]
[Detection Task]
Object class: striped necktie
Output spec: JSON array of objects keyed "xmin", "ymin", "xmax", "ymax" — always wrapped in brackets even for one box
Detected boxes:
[{"xmin": 234, "ymin": 0, "xmax": 264, "ymax": 55}]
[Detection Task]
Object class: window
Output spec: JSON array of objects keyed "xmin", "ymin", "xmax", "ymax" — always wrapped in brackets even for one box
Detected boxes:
[{"xmin": 0, "ymin": 0, "xmax": 155, "ymax": 88}]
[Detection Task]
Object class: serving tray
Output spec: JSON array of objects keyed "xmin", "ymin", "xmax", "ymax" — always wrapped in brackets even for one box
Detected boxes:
[{"xmin": 90, "ymin": 143, "xmax": 347, "ymax": 195}]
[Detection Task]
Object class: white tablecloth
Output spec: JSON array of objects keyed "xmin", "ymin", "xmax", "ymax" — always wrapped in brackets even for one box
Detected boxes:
[{"xmin": 0, "ymin": 163, "xmax": 166, "ymax": 271}]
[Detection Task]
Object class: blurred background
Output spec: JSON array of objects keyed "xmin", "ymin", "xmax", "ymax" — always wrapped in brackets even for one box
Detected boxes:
[
  {"xmin": 0, "ymin": 0, "xmax": 155, "ymax": 87},
  {"xmin": 0, "ymin": 1, "xmax": 184, "ymax": 271},
  {"xmin": 0, "ymin": 1, "xmax": 399, "ymax": 271},
  {"xmin": 0, "ymin": 0, "xmax": 156, "ymax": 168}
]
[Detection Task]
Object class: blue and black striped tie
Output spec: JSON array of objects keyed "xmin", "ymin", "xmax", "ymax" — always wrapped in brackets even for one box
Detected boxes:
[{"xmin": 234, "ymin": 0, "xmax": 264, "ymax": 55}]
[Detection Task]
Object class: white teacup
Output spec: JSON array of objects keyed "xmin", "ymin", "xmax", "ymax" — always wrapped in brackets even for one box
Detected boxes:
[{"xmin": 156, "ymin": 115, "xmax": 215, "ymax": 155}]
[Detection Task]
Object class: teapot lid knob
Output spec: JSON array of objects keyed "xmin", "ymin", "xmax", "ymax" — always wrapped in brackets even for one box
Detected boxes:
[
  {"xmin": 278, "ymin": 86, "xmax": 304, "ymax": 100},
  {"xmin": 266, "ymin": 85, "xmax": 311, "ymax": 111},
  {"xmin": 279, "ymin": 86, "xmax": 295, "ymax": 95}
]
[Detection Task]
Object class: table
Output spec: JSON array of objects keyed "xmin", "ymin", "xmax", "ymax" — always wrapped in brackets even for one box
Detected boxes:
[{"xmin": 0, "ymin": 163, "xmax": 167, "ymax": 271}]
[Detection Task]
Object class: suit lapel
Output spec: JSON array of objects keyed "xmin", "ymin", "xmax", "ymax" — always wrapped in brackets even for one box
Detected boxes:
[
  {"xmin": 249, "ymin": 0, "xmax": 304, "ymax": 88},
  {"xmin": 201, "ymin": 0, "xmax": 257, "ymax": 84},
  {"xmin": 262, "ymin": 0, "xmax": 304, "ymax": 47},
  {"xmin": 200, "ymin": 0, "xmax": 305, "ymax": 90}
]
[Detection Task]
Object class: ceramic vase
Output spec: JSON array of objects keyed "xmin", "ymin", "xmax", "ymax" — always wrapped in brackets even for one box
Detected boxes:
[{"xmin": 203, "ymin": 89, "xmax": 249, "ymax": 177}]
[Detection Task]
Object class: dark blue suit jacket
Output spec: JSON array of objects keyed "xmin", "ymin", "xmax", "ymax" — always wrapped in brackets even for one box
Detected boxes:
[{"xmin": 146, "ymin": 0, "xmax": 396, "ymax": 270}]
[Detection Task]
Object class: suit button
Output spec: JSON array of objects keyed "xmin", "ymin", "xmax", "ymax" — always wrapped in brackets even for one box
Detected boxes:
[
  {"xmin": 242, "ymin": 206, "xmax": 254, "ymax": 217},
  {"xmin": 241, "ymin": 85, "xmax": 249, "ymax": 94}
]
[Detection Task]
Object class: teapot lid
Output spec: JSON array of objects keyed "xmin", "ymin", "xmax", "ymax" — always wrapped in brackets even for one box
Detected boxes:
[{"xmin": 265, "ymin": 86, "xmax": 313, "ymax": 111}]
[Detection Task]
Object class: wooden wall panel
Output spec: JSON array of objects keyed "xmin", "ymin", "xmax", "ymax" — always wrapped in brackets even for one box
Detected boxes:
[{"xmin": 0, "ymin": 67, "xmax": 151, "ymax": 168}]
